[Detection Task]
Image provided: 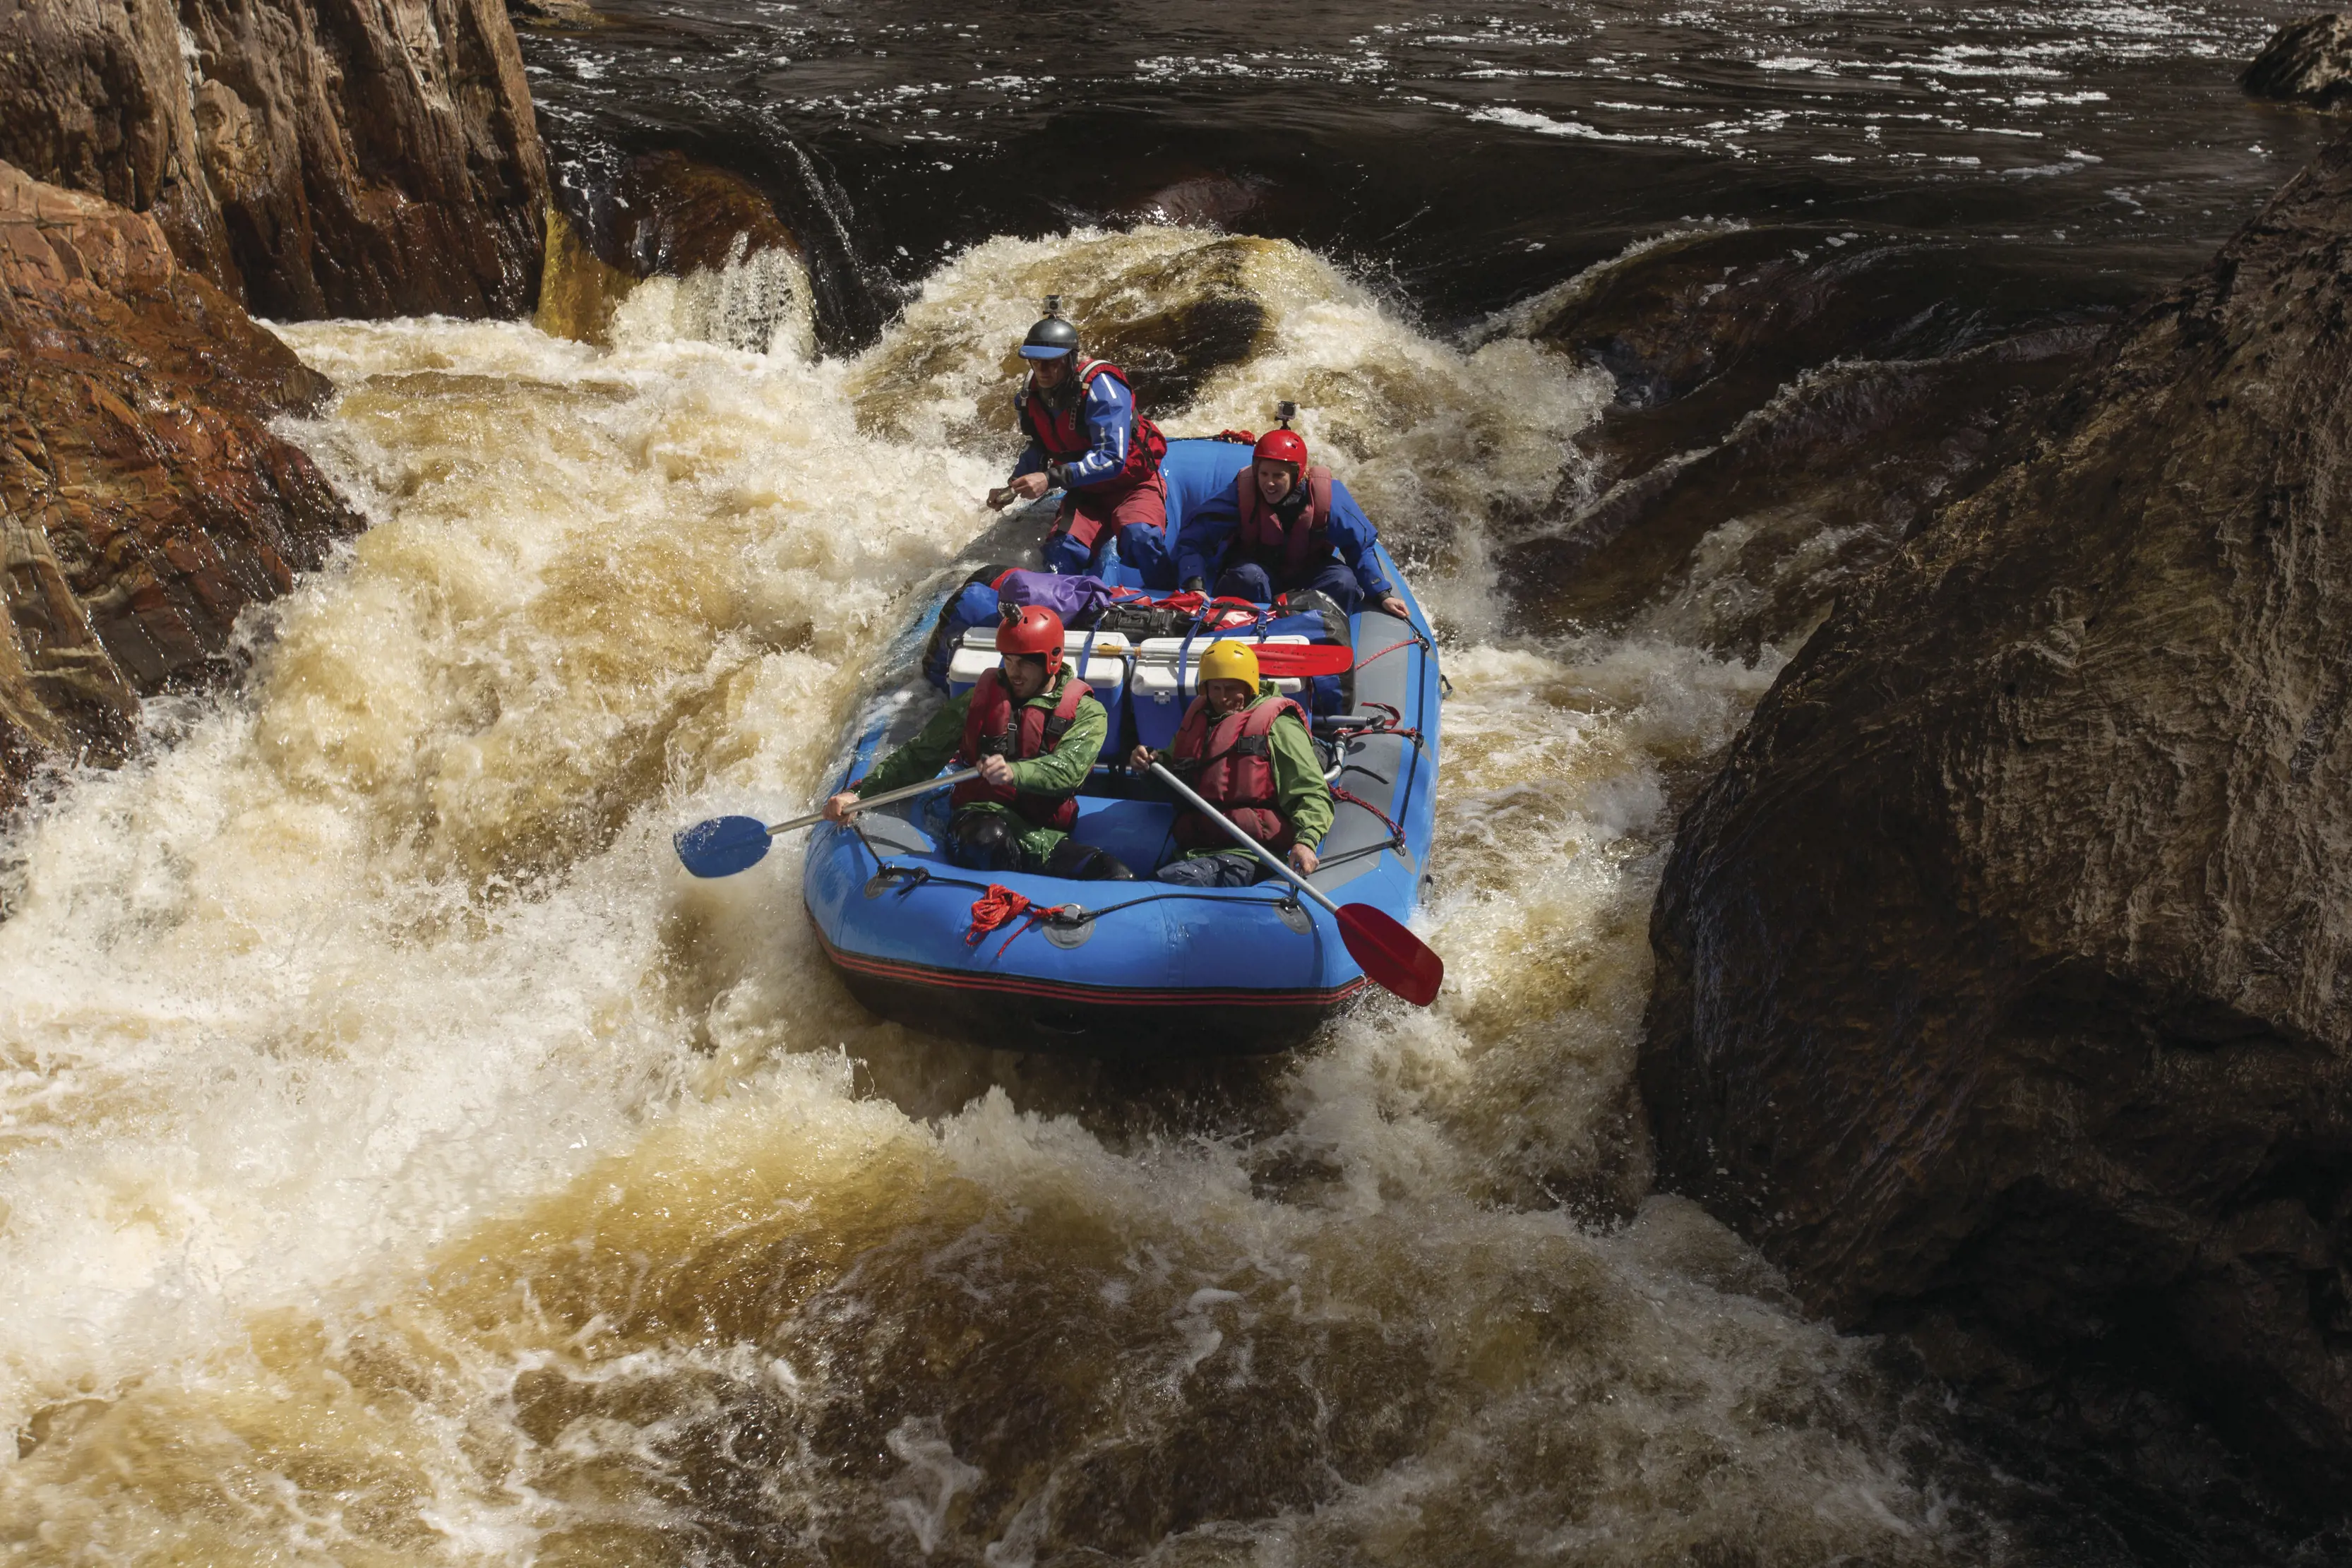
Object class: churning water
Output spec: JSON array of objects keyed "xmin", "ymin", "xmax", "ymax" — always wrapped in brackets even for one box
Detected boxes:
[{"xmin": 1, "ymin": 1, "xmax": 2339, "ymax": 1560}]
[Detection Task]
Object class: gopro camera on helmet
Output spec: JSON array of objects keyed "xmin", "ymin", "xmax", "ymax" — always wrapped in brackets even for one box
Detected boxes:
[
  {"xmin": 1020, "ymin": 298, "xmax": 1082, "ymax": 360},
  {"xmin": 1276, "ymin": 400, "xmax": 1298, "ymax": 427}
]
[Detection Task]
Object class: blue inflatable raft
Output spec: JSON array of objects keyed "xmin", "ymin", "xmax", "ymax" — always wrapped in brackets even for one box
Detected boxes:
[{"xmin": 801, "ymin": 439, "xmax": 1443, "ymax": 1055}]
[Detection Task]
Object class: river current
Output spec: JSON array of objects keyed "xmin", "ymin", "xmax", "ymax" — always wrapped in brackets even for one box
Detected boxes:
[{"xmin": 0, "ymin": 4, "xmax": 2339, "ymax": 1563}]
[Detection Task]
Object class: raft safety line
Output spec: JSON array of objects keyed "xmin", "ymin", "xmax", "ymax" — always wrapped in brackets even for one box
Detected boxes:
[
  {"xmin": 816, "ymin": 926, "xmax": 1373, "ymax": 1008},
  {"xmin": 867, "ymin": 866, "xmax": 1316, "ymax": 927}
]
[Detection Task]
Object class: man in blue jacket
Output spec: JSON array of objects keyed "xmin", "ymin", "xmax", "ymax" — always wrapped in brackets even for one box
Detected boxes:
[
  {"xmin": 985, "ymin": 302, "xmax": 1171, "ymax": 580},
  {"xmin": 1174, "ymin": 425, "xmax": 1411, "ymax": 617}
]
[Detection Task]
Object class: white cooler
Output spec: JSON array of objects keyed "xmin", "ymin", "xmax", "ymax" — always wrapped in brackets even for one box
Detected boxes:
[
  {"xmin": 1130, "ymin": 635, "xmax": 1309, "ymax": 753},
  {"xmin": 947, "ymin": 628, "xmax": 1133, "ymax": 761}
]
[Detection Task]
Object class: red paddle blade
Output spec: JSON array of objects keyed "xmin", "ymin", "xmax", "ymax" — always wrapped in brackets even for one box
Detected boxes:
[
  {"xmin": 1336, "ymin": 904, "xmax": 1444, "ymax": 1006},
  {"xmin": 1250, "ymin": 643, "xmax": 1356, "ymax": 678}
]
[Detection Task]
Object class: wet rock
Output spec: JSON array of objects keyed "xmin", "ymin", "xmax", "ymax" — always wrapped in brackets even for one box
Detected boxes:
[
  {"xmin": 0, "ymin": 162, "xmax": 362, "ymax": 815},
  {"xmin": 1641, "ymin": 131, "xmax": 2352, "ymax": 1499},
  {"xmin": 1129, "ymin": 174, "xmax": 1268, "ymax": 230},
  {"xmin": 1108, "ymin": 292, "xmax": 1267, "ymax": 419},
  {"xmin": 508, "ymin": 0, "xmax": 599, "ymax": 27},
  {"xmin": 1500, "ymin": 225, "xmax": 2111, "ymax": 650},
  {"xmin": 2245, "ymin": 14, "xmax": 2352, "ymax": 109},
  {"xmin": 597, "ymin": 151, "xmax": 801, "ymax": 281},
  {"xmin": 539, "ymin": 152, "xmax": 805, "ymax": 347},
  {"xmin": 1501, "ymin": 328, "xmax": 2101, "ymax": 654},
  {"xmin": 1522, "ymin": 227, "xmax": 2001, "ymax": 469},
  {"xmin": 0, "ymin": 0, "xmax": 547, "ymax": 320}
]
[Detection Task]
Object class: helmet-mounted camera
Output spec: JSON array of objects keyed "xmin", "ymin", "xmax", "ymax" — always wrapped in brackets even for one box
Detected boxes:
[{"xmin": 1020, "ymin": 297, "xmax": 1081, "ymax": 360}]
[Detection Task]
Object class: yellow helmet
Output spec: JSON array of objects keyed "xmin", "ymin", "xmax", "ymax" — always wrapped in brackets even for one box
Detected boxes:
[{"xmin": 1196, "ymin": 640, "xmax": 1260, "ymax": 688}]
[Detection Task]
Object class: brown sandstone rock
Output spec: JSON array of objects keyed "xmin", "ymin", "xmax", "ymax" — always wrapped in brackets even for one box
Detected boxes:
[
  {"xmin": 0, "ymin": 0, "xmax": 547, "ymax": 319},
  {"xmin": 0, "ymin": 161, "xmax": 362, "ymax": 815},
  {"xmin": 2245, "ymin": 14, "xmax": 2352, "ymax": 110},
  {"xmin": 1642, "ymin": 130, "xmax": 2352, "ymax": 1497}
]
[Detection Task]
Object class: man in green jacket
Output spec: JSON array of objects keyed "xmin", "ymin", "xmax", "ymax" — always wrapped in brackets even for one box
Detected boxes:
[
  {"xmin": 1127, "ymin": 639, "xmax": 1334, "ymax": 887},
  {"xmin": 823, "ymin": 606, "xmax": 1133, "ymax": 880}
]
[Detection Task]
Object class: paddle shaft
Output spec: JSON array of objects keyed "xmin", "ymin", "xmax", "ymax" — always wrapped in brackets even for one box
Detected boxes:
[
  {"xmin": 1147, "ymin": 762, "xmax": 1338, "ymax": 915},
  {"xmin": 774, "ymin": 765, "xmax": 982, "ymax": 838}
]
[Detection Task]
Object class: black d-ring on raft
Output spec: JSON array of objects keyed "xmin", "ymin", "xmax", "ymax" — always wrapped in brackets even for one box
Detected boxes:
[{"xmin": 863, "ymin": 865, "xmax": 931, "ymax": 899}]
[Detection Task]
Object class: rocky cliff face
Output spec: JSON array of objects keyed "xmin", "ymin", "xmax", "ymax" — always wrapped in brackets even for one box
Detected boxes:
[
  {"xmin": 0, "ymin": 0, "xmax": 546, "ymax": 319},
  {"xmin": 0, "ymin": 161, "xmax": 362, "ymax": 815},
  {"xmin": 2246, "ymin": 14, "xmax": 2352, "ymax": 109},
  {"xmin": 1642, "ymin": 130, "xmax": 2352, "ymax": 1497}
]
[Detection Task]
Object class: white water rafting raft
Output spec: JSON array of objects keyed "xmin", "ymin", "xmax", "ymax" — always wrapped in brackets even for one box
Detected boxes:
[{"xmin": 756, "ymin": 438, "xmax": 1443, "ymax": 1055}]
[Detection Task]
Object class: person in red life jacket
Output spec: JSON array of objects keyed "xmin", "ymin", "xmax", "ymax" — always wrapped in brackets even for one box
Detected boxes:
[
  {"xmin": 1174, "ymin": 416, "xmax": 1411, "ymax": 619},
  {"xmin": 1126, "ymin": 640, "xmax": 1335, "ymax": 887},
  {"xmin": 984, "ymin": 300, "xmax": 1172, "ymax": 582},
  {"xmin": 823, "ymin": 606, "xmax": 1133, "ymax": 880}
]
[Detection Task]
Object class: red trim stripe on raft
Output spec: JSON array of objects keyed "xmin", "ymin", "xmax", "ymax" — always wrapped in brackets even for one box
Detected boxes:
[{"xmin": 813, "ymin": 926, "xmax": 1372, "ymax": 1009}]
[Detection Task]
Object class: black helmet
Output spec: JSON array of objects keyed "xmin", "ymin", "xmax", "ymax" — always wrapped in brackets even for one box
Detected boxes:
[{"xmin": 1018, "ymin": 295, "xmax": 1080, "ymax": 360}]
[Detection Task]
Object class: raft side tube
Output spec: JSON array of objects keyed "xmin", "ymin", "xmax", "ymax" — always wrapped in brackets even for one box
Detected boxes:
[{"xmin": 799, "ymin": 504, "xmax": 1440, "ymax": 1055}]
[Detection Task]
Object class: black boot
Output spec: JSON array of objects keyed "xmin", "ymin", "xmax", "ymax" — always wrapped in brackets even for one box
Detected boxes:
[{"xmin": 1043, "ymin": 839, "xmax": 1135, "ymax": 881}]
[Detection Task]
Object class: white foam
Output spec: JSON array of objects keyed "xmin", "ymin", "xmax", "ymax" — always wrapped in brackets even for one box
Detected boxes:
[{"xmin": 0, "ymin": 225, "xmax": 1972, "ymax": 1562}]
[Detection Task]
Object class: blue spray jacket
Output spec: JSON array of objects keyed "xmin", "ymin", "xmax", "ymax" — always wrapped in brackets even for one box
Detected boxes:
[
  {"xmin": 1175, "ymin": 471, "xmax": 1393, "ymax": 599},
  {"xmin": 1013, "ymin": 366, "xmax": 1147, "ymax": 491}
]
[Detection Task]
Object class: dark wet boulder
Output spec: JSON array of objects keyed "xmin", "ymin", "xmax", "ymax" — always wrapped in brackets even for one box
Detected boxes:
[
  {"xmin": 1500, "ymin": 327, "xmax": 2099, "ymax": 653},
  {"xmin": 1524, "ymin": 227, "xmax": 2004, "ymax": 469},
  {"xmin": 0, "ymin": 0, "xmax": 547, "ymax": 319},
  {"xmin": 536, "ymin": 150, "xmax": 807, "ymax": 348},
  {"xmin": 1642, "ymin": 128, "xmax": 2352, "ymax": 1500},
  {"xmin": 1128, "ymin": 174, "xmax": 1269, "ymax": 230},
  {"xmin": 2245, "ymin": 14, "xmax": 2352, "ymax": 109},
  {"xmin": 592, "ymin": 151, "xmax": 802, "ymax": 282},
  {"xmin": 1098, "ymin": 241, "xmax": 1270, "ymax": 419},
  {"xmin": 0, "ymin": 162, "xmax": 362, "ymax": 815}
]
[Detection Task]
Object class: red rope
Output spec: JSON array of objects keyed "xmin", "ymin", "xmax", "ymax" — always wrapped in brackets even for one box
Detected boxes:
[{"xmin": 965, "ymin": 884, "xmax": 1070, "ymax": 957}]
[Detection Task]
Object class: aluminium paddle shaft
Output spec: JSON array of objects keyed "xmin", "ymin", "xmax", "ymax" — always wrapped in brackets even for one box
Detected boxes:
[
  {"xmin": 1147, "ymin": 762, "xmax": 1339, "ymax": 914},
  {"xmin": 769, "ymin": 766, "xmax": 981, "ymax": 839},
  {"xmin": 674, "ymin": 767, "xmax": 981, "ymax": 878}
]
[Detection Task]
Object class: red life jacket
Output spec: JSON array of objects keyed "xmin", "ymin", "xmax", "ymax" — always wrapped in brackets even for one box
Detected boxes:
[
  {"xmin": 1235, "ymin": 465, "xmax": 1335, "ymax": 579},
  {"xmin": 1018, "ymin": 359, "xmax": 1167, "ymax": 490},
  {"xmin": 1169, "ymin": 690, "xmax": 1309, "ymax": 853},
  {"xmin": 950, "ymin": 667, "xmax": 1094, "ymax": 831}
]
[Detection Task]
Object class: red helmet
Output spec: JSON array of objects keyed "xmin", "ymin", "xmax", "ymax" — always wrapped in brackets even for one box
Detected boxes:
[
  {"xmin": 998, "ymin": 604, "xmax": 1065, "ymax": 673},
  {"xmin": 1253, "ymin": 428, "xmax": 1308, "ymax": 472}
]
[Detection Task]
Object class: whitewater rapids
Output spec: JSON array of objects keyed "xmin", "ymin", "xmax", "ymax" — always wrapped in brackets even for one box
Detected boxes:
[{"xmin": 1, "ymin": 228, "xmax": 1986, "ymax": 1562}]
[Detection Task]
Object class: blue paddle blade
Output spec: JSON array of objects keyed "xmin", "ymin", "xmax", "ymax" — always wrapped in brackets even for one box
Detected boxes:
[{"xmin": 674, "ymin": 815, "xmax": 774, "ymax": 878}]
